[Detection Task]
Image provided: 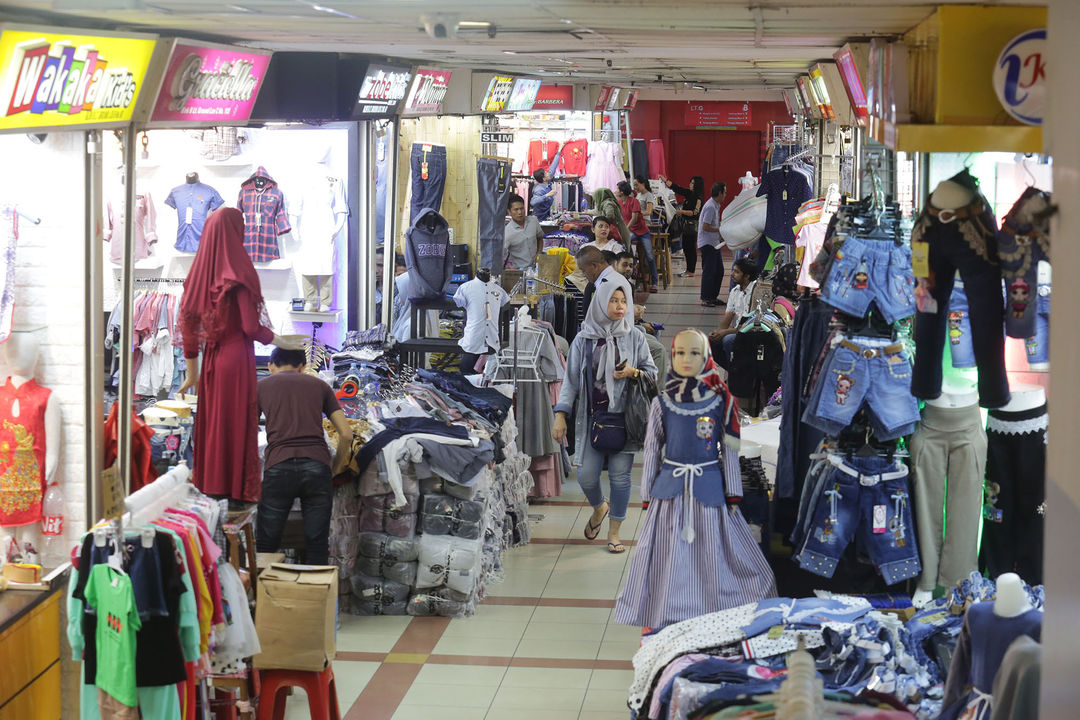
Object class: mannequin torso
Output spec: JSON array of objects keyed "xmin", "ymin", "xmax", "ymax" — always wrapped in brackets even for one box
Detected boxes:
[
  {"xmin": 1000, "ymin": 383, "xmax": 1045, "ymax": 413},
  {"xmin": 994, "ymin": 572, "xmax": 1033, "ymax": 617}
]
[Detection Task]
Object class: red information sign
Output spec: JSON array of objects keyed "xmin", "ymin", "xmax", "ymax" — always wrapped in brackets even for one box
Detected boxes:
[
  {"xmin": 594, "ymin": 86, "xmax": 612, "ymax": 111},
  {"xmin": 684, "ymin": 101, "xmax": 752, "ymax": 127},
  {"xmin": 533, "ymin": 84, "xmax": 573, "ymax": 110}
]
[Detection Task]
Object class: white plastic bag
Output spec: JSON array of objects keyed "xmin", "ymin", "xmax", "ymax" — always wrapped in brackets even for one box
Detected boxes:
[{"xmin": 720, "ymin": 184, "xmax": 767, "ymax": 250}]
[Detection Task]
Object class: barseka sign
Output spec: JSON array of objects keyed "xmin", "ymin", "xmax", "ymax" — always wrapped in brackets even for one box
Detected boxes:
[
  {"xmin": 992, "ymin": 28, "xmax": 1046, "ymax": 126},
  {"xmin": 0, "ymin": 27, "xmax": 156, "ymax": 130},
  {"xmin": 151, "ymin": 41, "xmax": 271, "ymax": 124},
  {"xmin": 354, "ymin": 63, "xmax": 411, "ymax": 118},
  {"xmin": 404, "ymin": 68, "xmax": 452, "ymax": 115}
]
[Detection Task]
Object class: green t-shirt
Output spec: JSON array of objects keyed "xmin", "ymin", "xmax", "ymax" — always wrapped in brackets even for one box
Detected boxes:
[{"xmin": 84, "ymin": 564, "xmax": 142, "ymax": 707}]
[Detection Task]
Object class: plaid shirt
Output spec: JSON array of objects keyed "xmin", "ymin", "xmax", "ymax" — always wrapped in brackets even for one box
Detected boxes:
[{"xmin": 237, "ymin": 167, "xmax": 291, "ymax": 262}]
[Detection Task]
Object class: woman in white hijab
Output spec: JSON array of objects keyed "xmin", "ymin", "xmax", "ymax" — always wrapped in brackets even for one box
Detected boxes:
[{"xmin": 553, "ymin": 271, "xmax": 657, "ymax": 553}]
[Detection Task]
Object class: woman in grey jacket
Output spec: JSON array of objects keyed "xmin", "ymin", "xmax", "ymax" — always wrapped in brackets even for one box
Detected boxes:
[{"xmin": 553, "ymin": 270, "xmax": 658, "ymax": 553}]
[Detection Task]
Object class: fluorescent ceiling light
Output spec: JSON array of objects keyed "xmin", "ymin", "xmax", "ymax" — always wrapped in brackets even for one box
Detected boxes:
[{"xmin": 458, "ymin": 21, "xmax": 491, "ymax": 28}]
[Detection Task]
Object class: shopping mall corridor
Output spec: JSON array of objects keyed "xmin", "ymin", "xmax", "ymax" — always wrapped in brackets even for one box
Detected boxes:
[{"xmin": 282, "ymin": 258, "xmax": 732, "ymax": 719}]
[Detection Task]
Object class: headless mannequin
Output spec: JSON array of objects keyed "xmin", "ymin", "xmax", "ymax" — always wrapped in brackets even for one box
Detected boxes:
[
  {"xmin": 457, "ymin": 268, "xmax": 499, "ymax": 374},
  {"xmin": 994, "ymin": 572, "xmax": 1033, "ymax": 617},
  {"xmin": 299, "ymin": 159, "xmax": 347, "ymax": 312},
  {"xmin": 0, "ymin": 331, "xmax": 60, "ymax": 561},
  {"xmin": 1000, "ymin": 382, "xmax": 1045, "ymax": 413}
]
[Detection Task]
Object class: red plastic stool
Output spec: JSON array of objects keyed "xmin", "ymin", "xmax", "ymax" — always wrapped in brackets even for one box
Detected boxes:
[{"xmin": 256, "ymin": 666, "xmax": 340, "ymax": 720}]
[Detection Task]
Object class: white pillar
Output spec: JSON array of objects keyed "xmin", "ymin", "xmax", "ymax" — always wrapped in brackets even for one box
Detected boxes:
[{"xmin": 1040, "ymin": 2, "xmax": 1080, "ymax": 718}]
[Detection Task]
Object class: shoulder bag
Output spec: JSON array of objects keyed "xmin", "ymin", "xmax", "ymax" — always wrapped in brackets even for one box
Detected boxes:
[{"xmin": 585, "ymin": 340, "xmax": 627, "ymax": 454}]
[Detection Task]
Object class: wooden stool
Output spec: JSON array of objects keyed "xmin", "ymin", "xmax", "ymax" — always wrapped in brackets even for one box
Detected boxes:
[
  {"xmin": 256, "ymin": 666, "xmax": 340, "ymax": 720},
  {"xmin": 209, "ymin": 672, "xmax": 257, "ymax": 720},
  {"xmin": 653, "ymin": 232, "xmax": 673, "ymax": 290},
  {"xmin": 223, "ymin": 506, "xmax": 258, "ymax": 597}
]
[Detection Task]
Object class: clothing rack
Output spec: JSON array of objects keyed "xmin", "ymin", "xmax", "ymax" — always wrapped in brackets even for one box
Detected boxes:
[{"xmin": 133, "ymin": 276, "xmax": 186, "ymax": 284}]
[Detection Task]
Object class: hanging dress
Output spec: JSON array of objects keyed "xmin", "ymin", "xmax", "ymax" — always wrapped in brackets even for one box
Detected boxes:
[{"xmin": 0, "ymin": 378, "xmax": 51, "ymax": 526}]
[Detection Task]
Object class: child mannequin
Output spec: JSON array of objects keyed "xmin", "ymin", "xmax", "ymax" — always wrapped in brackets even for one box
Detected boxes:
[{"xmin": 615, "ymin": 329, "xmax": 775, "ymax": 629}]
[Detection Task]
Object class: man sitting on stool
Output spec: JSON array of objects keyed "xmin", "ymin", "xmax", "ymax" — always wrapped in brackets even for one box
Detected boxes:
[{"xmin": 709, "ymin": 257, "xmax": 760, "ymax": 372}]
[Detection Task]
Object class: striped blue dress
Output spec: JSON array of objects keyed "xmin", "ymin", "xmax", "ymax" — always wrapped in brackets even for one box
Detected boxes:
[{"xmin": 615, "ymin": 396, "xmax": 776, "ymax": 629}]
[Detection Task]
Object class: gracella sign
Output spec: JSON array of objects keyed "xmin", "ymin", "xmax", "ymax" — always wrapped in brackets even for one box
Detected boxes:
[{"xmin": 151, "ymin": 41, "xmax": 271, "ymax": 124}]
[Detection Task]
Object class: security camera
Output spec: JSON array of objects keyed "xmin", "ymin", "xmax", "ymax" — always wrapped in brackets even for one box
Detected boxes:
[
  {"xmin": 420, "ymin": 14, "xmax": 460, "ymax": 39},
  {"xmin": 606, "ymin": 59, "xmax": 613, "ymax": 67}
]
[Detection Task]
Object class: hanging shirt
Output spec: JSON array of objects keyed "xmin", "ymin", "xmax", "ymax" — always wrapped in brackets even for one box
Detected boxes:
[
  {"xmin": 561, "ymin": 138, "xmax": 588, "ymax": 177},
  {"xmin": 453, "ymin": 278, "xmax": 509, "ymax": 354},
  {"xmin": 0, "ymin": 378, "xmax": 51, "ymax": 527},
  {"xmin": 528, "ymin": 140, "xmax": 559, "ymax": 174},
  {"xmin": 105, "ymin": 193, "xmax": 157, "ymax": 264},
  {"xmin": 293, "ymin": 177, "xmax": 349, "ymax": 276},
  {"xmin": 236, "ymin": 166, "xmax": 291, "ymax": 262},
  {"xmin": 165, "ymin": 182, "xmax": 225, "ymax": 253},
  {"xmin": 757, "ymin": 167, "xmax": 812, "ymax": 245},
  {"xmin": 83, "ymin": 565, "xmax": 142, "ymax": 707}
]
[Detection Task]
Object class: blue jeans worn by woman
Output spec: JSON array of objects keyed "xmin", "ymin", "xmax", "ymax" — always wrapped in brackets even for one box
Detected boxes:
[
  {"xmin": 257, "ymin": 457, "xmax": 333, "ymax": 565},
  {"xmin": 632, "ymin": 232, "xmax": 658, "ymax": 285},
  {"xmin": 577, "ymin": 443, "xmax": 634, "ymax": 521}
]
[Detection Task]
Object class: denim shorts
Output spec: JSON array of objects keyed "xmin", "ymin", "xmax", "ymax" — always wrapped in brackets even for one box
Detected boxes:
[
  {"xmin": 795, "ymin": 455, "xmax": 921, "ymax": 585},
  {"xmin": 822, "ymin": 236, "xmax": 916, "ymax": 323},
  {"xmin": 946, "ymin": 280, "xmax": 975, "ymax": 369},
  {"xmin": 802, "ymin": 337, "xmax": 920, "ymax": 441},
  {"xmin": 1024, "ymin": 282, "xmax": 1050, "ymax": 366}
]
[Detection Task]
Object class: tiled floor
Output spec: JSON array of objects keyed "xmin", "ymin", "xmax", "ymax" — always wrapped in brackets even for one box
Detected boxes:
[{"xmin": 281, "ymin": 262, "xmax": 733, "ymax": 720}]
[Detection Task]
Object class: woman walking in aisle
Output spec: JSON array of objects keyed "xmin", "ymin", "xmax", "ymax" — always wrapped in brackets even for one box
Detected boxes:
[
  {"xmin": 660, "ymin": 175, "xmax": 704, "ymax": 277},
  {"xmin": 177, "ymin": 208, "xmax": 302, "ymax": 503},
  {"xmin": 553, "ymin": 271, "xmax": 657, "ymax": 554},
  {"xmin": 615, "ymin": 329, "xmax": 775, "ymax": 628}
]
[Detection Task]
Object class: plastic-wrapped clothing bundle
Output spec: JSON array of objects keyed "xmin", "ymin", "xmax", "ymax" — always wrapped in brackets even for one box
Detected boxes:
[
  {"xmin": 350, "ymin": 573, "xmax": 410, "ymax": 615},
  {"xmin": 359, "ymin": 493, "xmax": 419, "ymax": 536},
  {"xmin": 356, "ymin": 556, "xmax": 418, "ymax": 586},
  {"xmin": 358, "ymin": 532, "xmax": 419, "ymax": 562},
  {"xmin": 407, "ymin": 592, "xmax": 476, "ymax": 618},
  {"xmin": 415, "ymin": 534, "xmax": 483, "ymax": 595},
  {"xmin": 419, "ymin": 468, "xmax": 489, "ymax": 501},
  {"xmin": 421, "ymin": 494, "xmax": 485, "ymax": 539}
]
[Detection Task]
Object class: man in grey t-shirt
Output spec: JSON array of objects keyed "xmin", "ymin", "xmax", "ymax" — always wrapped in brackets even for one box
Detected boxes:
[
  {"xmin": 503, "ymin": 193, "xmax": 545, "ymax": 270},
  {"xmin": 697, "ymin": 182, "xmax": 727, "ymax": 306}
]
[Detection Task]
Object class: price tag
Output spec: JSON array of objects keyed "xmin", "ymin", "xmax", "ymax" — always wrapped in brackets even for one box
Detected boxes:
[
  {"xmin": 102, "ymin": 462, "xmax": 125, "ymax": 522},
  {"xmin": 782, "ymin": 190, "xmax": 788, "ymax": 201},
  {"xmin": 911, "ymin": 241, "xmax": 930, "ymax": 278},
  {"xmin": 872, "ymin": 505, "xmax": 887, "ymax": 533},
  {"xmin": 422, "ymin": 144, "xmax": 433, "ymax": 152},
  {"xmin": 185, "ymin": 207, "xmax": 193, "ymax": 225},
  {"xmin": 767, "ymin": 625, "xmax": 785, "ymax": 639}
]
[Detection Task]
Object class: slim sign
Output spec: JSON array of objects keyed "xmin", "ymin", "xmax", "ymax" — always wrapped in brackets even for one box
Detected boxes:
[
  {"xmin": 403, "ymin": 68, "xmax": 451, "ymax": 115},
  {"xmin": 482, "ymin": 75, "xmax": 514, "ymax": 112},
  {"xmin": 354, "ymin": 63, "xmax": 411, "ymax": 117},
  {"xmin": 0, "ymin": 28, "xmax": 156, "ymax": 129},
  {"xmin": 993, "ymin": 28, "xmax": 1046, "ymax": 126},
  {"xmin": 684, "ymin": 101, "xmax": 752, "ymax": 127},
  {"xmin": 151, "ymin": 42, "xmax": 270, "ymax": 123}
]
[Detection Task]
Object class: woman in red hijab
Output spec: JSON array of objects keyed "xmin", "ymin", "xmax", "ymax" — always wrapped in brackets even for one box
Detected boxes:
[{"xmin": 177, "ymin": 208, "xmax": 295, "ymax": 502}]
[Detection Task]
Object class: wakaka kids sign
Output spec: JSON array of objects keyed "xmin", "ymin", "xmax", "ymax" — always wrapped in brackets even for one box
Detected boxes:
[
  {"xmin": 150, "ymin": 41, "xmax": 271, "ymax": 124},
  {"xmin": 0, "ymin": 26, "xmax": 156, "ymax": 131}
]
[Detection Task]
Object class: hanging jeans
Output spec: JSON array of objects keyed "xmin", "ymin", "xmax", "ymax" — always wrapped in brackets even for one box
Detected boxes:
[
  {"xmin": 910, "ymin": 402, "xmax": 986, "ymax": 591},
  {"xmin": 946, "ymin": 280, "xmax": 976, "ymax": 369},
  {"xmin": 410, "ymin": 143, "xmax": 447, "ymax": 224},
  {"xmin": 980, "ymin": 404, "xmax": 1047, "ymax": 585},
  {"xmin": 257, "ymin": 458, "xmax": 334, "ymax": 565},
  {"xmin": 1024, "ymin": 282, "xmax": 1050, "ymax": 367},
  {"xmin": 631, "ymin": 138, "xmax": 650, "ymax": 181},
  {"xmin": 376, "ymin": 134, "xmax": 388, "ymax": 246},
  {"xmin": 912, "ymin": 211, "xmax": 1009, "ymax": 408},
  {"xmin": 476, "ymin": 158, "xmax": 513, "ymax": 270},
  {"xmin": 699, "ymin": 244, "xmax": 725, "ymax": 302}
]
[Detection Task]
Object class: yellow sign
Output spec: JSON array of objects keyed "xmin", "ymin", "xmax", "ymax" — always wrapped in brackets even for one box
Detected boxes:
[{"xmin": 0, "ymin": 27, "xmax": 156, "ymax": 130}]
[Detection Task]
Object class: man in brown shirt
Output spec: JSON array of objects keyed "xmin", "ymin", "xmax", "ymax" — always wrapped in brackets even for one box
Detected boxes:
[{"xmin": 256, "ymin": 347, "xmax": 352, "ymax": 565}]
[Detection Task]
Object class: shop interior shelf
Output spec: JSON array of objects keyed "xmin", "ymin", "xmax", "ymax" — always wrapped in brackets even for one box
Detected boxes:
[{"xmin": 288, "ymin": 309, "xmax": 342, "ymax": 323}]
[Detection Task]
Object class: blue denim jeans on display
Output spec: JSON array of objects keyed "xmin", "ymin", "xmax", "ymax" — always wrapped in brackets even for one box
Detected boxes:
[
  {"xmin": 577, "ymin": 442, "xmax": 634, "ymax": 521},
  {"xmin": 477, "ymin": 158, "xmax": 513, "ymax": 270},
  {"xmin": 946, "ymin": 280, "xmax": 976, "ymax": 369},
  {"xmin": 632, "ymin": 232, "xmax": 657, "ymax": 284},
  {"xmin": 822, "ymin": 236, "xmax": 916, "ymax": 323},
  {"xmin": 410, "ymin": 143, "xmax": 447, "ymax": 224},
  {"xmin": 801, "ymin": 338, "xmax": 920, "ymax": 441},
  {"xmin": 795, "ymin": 455, "xmax": 921, "ymax": 585},
  {"xmin": 1025, "ymin": 282, "xmax": 1050, "ymax": 366}
]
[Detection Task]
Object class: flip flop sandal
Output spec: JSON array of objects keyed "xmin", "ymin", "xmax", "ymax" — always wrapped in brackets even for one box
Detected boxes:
[
  {"xmin": 584, "ymin": 504, "xmax": 609, "ymax": 541},
  {"xmin": 607, "ymin": 542, "xmax": 626, "ymax": 554}
]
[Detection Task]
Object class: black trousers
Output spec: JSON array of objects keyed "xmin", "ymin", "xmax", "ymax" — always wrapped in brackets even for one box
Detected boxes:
[
  {"xmin": 912, "ymin": 224, "xmax": 1010, "ymax": 408},
  {"xmin": 699, "ymin": 244, "xmax": 725, "ymax": 302},
  {"xmin": 683, "ymin": 230, "xmax": 698, "ymax": 274},
  {"xmin": 979, "ymin": 405, "xmax": 1047, "ymax": 584},
  {"xmin": 257, "ymin": 458, "xmax": 333, "ymax": 565}
]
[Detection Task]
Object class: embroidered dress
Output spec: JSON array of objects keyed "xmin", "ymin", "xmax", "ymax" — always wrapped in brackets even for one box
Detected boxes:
[{"xmin": 0, "ymin": 378, "xmax": 51, "ymax": 526}]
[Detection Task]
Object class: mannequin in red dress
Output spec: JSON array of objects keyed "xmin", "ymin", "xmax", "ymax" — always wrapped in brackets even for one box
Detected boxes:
[{"xmin": 177, "ymin": 208, "xmax": 299, "ymax": 502}]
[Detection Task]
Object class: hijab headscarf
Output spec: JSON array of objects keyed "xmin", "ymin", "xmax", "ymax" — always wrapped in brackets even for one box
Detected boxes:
[
  {"xmin": 664, "ymin": 329, "xmax": 740, "ymax": 450},
  {"xmin": 593, "ymin": 188, "xmax": 632, "ymax": 244},
  {"xmin": 177, "ymin": 207, "xmax": 269, "ymax": 346},
  {"xmin": 579, "ymin": 270, "xmax": 634, "ymax": 395}
]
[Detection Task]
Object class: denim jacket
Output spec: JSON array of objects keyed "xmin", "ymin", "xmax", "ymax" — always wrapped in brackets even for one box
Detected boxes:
[{"xmin": 554, "ymin": 330, "xmax": 656, "ymax": 464}]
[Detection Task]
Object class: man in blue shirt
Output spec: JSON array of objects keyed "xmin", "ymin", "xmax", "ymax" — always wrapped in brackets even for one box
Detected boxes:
[
  {"xmin": 531, "ymin": 168, "xmax": 558, "ymax": 220},
  {"xmin": 165, "ymin": 176, "xmax": 225, "ymax": 252}
]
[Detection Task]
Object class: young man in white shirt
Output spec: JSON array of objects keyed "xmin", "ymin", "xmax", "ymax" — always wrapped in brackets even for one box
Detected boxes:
[
  {"xmin": 504, "ymin": 193, "xmax": 545, "ymax": 270},
  {"xmin": 708, "ymin": 257, "xmax": 760, "ymax": 371}
]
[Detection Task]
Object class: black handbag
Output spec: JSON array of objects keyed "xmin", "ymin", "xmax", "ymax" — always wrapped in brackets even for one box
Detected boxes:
[
  {"xmin": 585, "ymin": 340, "xmax": 627, "ymax": 454},
  {"xmin": 624, "ymin": 370, "xmax": 657, "ymax": 446},
  {"xmin": 667, "ymin": 212, "xmax": 688, "ymax": 238}
]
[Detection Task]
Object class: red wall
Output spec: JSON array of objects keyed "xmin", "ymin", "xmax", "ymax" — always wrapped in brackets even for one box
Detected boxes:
[{"xmin": 629, "ymin": 100, "xmax": 794, "ymax": 184}]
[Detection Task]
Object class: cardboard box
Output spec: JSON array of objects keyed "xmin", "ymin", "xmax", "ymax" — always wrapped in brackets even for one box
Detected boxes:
[{"xmin": 253, "ymin": 564, "xmax": 337, "ymax": 671}]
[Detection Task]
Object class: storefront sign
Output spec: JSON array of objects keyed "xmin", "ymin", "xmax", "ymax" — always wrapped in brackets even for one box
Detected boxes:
[
  {"xmin": 353, "ymin": 62, "xmax": 411, "ymax": 118},
  {"xmin": 993, "ymin": 28, "xmax": 1046, "ymax": 126},
  {"xmin": 482, "ymin": 75, "xmax": 514, "ymax": 112},
  {"xmin": 533, "ymin": 84, "xmax": 573, "ymax": 110},
  {"xmin": 594, "ymin": 86, "xmax": 612, "ymax": 111},
  {"xmin": 834, "ymin": 44, "xmax": 869, "ymax": 124},
  {"xmin": 605, "ymin": 88, "xmax": 623, "ymax": 111},
  {"xmin": 150, "ymin": 41, "xmax": 270, "ymax": 123},
  {"xmin": 481, "ymin": 131, "xmax": 513, "ymax": 143},
  {"xmin": 403, "ymin": 68, "xmax": 451, "ymax": 115},
  {"xmin": 0, "ymin": 27, "xmax": 156, "ymax": 130},
  {"xmin": 624, "ymin": 89, "xmax": 640, "ymax": 110},
  {"xmin": 684, "ymin": 101, "xmax": 752, "ymax": 127},
  {"xmin": 505, "ymin": 77, "xmax": 541, "ymax": 112}
]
